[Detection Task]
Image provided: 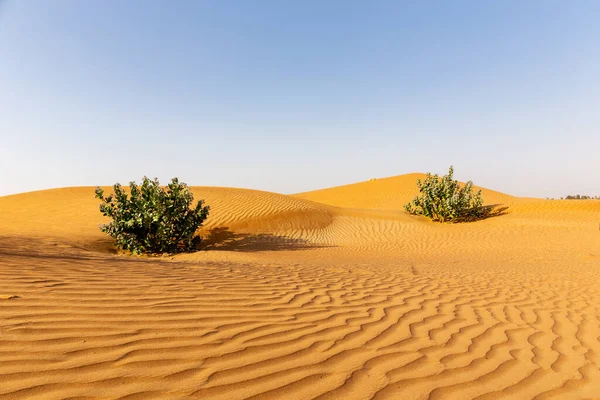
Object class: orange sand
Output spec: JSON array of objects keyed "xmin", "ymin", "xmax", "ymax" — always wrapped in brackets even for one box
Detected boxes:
[{"xmin": 0, "ymin": 174, "xmax": 599, "ymax": 399}]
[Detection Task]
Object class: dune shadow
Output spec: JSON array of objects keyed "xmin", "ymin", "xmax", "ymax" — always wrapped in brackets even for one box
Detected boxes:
[
  {"xmin": 452, "ymin": 204, "xmax": 509, "ymax": 223},
  {"xmin": 0, "ymin": 235, "xmax": 139, "ymax": 264},
  {"xmin": 201, "ymin": 227, "xmax": 330, "ymax": 252},
  {"xmin": 68, "ymin": 237, "xmax": 117, "ymax": 254},
  {"xmin": 0, "ymin": 229, "xmax": 330, "ymax": 262}
]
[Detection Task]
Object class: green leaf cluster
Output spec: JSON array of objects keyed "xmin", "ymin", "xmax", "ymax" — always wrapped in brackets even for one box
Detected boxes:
[
  {"xmin": 404, "ymin": 166, "xmax": 484, "ymax": 222},
  {"xmin": 95, "ymin": 177, "xmax": 209, "ymax": 254}
]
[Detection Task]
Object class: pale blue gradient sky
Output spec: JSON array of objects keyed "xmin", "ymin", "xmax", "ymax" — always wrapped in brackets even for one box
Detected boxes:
[{"xmin": 1, "ymin": 1, "xmax": 599, "ymax": 198}]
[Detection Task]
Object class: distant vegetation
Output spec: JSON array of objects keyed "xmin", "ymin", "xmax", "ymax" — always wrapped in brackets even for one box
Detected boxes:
[
  {"xmin": 564, "ymin": 194, "xmax": 599, "ymax": 200},
  {"xmin": 404, "ymin": 166, "xmax": 486, "ymax": 223},
  {"xmin": 95, "ymin": 177, "xmax": 209, "ymax": 255},
  {"xmin": 545, "ymin": 195, "xmax": 600, "ymax": 200}
]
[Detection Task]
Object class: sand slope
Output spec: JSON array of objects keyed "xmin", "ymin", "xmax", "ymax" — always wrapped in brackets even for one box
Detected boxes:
[
  {"xmin": 1, "ymin": 174, "xmax": 599, "ymax": 399},
  {"xmin": 294, "ymin": 173, "xmax": 517, "ymax": 209}
]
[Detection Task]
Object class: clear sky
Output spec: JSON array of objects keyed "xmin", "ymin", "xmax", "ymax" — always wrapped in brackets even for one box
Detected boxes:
[{"xmin": 1, "ymin": 1, "xmax": 598, "ymax": 198}]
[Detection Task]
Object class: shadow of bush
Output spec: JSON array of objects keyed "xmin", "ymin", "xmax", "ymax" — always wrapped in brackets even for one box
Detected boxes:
[
  {"xmin": 201, "ymin": 227, "xmax": 331, "ymax": 252},
  {"xmin": 452, "ymin": 204, "xmax": 509, "ymax": 223}
]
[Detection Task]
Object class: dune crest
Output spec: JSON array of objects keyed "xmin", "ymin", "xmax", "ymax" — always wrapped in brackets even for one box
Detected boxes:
[{"xmin": 294, "ymin": 173, "xmax": 516, "ymax": 209}]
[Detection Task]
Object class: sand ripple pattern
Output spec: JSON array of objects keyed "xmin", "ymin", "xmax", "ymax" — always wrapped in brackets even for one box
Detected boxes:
[
  {"xmin": 1, "ymin": 177, "xmax": 599, "ymax": 399},
  {"xmin": 1, "ymin": 238, "xmax": 600, "ymax": 400}
]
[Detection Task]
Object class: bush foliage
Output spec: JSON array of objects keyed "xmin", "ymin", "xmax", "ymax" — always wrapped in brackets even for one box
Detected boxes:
[
  {"xmin": 95, "ymin": 177, "xmax": 209, "ymax": 254},
  {"xmin": 404, "ymin": 166, "xmax": 485, "ymax": 222}
]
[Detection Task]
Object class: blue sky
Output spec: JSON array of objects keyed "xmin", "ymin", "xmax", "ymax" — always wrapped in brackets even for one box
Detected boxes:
[{"xmin": 1, "ymin": 1, "xmax": 598, "ymax": 198}]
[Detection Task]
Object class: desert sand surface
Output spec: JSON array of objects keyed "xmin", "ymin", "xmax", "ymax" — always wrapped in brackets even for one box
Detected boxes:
[{"xmin": 1, "ymin": 174, "xmax": 599, "ymax": 399}]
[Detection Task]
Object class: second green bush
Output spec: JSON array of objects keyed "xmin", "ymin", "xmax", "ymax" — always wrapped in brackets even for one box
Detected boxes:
[{"xmin": 404, "ymin": 166, "xmax": 484, "ymax": 222}]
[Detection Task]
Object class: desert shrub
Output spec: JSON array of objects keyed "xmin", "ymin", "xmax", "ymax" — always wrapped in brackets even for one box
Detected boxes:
[
  {"xmin": 95, "ymin": 177, "xmax": 209, "ymax": 254},
  {"xmin": 404, "ymin": 166, "xmax": 485, "ymax": 222}
]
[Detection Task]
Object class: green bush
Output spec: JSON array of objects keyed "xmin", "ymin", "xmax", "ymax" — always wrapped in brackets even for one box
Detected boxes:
[
  {"xmin": 404, "ymin": 166, "xmax": 484, "ymax": 222},
  {"xmin": 95, "ymin": 177, "xmax": 209, "ymax": 254}
]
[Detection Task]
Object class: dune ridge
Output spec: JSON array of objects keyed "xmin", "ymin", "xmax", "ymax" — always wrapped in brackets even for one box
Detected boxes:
[
  {"xmin": 1, "ymin": 173, "xmax": 599, "ymax": 399},
  {"xmin": 294, "ymin": 173, "xmax": 517, "ymax": 210}
]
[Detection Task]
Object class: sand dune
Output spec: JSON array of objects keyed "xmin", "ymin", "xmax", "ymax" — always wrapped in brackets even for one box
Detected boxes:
[
  {"xmin": 294, "ymin": 173, "xmax": 517, "ymax": 210},
  {"xmin": 1, "ymin": 174, "xmax": 599, "ymax": 399}
]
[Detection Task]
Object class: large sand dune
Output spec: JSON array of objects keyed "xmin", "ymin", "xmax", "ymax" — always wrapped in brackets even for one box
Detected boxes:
[
  {"xmin": 294, "ymin": 173, "xmax": 517, "ymax": 209},
  {"xmin": 0, "ymin": 174, "xmax": 599, "ymax": 399}
]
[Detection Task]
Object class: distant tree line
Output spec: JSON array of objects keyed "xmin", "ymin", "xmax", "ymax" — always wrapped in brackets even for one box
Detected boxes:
[
  {"xmin": 545, "ymin": 195, "xmax": 600, "ymax": 200},
  {"xmin": 564, "ymin": 194, "xmax": 600, "ymax": 200}
]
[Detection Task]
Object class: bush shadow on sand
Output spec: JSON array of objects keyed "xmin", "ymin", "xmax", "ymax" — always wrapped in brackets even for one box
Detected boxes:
[
  {"xmin": 201, "ymin": 227, "xmax": 331, "ymax": 252},
  {"xmin": 453, "ymin": 204, "xmax": 509, "ymax": 223}
]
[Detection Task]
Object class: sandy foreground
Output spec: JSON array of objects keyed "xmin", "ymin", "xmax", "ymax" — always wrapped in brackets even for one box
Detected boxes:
[{"xmin": 0, "ymin": 174, "xmax": 599, "ymax": 399}]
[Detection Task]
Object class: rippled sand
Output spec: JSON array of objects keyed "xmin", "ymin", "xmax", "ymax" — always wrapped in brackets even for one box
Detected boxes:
[{"xmin": 0, "ymin": 175, "xmax": 599, "ymax": 399}]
